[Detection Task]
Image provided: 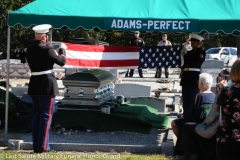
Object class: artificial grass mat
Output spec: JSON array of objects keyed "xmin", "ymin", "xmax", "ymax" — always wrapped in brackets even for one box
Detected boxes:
[
  {"xmin": 0, "ymin": 87, "xmax": 169, "ymax": 134},
  {"xmin": 51, "ymin": 104, "xmax": 169, "ymax": 134}
]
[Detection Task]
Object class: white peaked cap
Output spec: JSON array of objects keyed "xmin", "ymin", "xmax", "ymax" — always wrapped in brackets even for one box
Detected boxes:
[
  {"xmin": 32, "ymin": 24, "xmax": 52, "ymax": 34},
  {"xmin": 190, "ymin": 33, "xmax": 204, "ymax": 41}
]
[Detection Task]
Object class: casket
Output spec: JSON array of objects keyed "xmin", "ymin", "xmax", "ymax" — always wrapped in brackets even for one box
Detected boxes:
[{"xmin": 59, "ymin": 69, "xmax": 115, "ymax": 110}]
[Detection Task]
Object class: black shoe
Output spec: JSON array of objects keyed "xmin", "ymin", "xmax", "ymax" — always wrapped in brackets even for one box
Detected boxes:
[{"xmin": 140, "ymin": 76, "xmax": 144, "ymax": 78}]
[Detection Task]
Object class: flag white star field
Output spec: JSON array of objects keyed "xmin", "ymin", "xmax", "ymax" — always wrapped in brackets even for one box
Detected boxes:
[{"xmin": 139, "ymin": 46, "xmax": 182, "ymax": 68}]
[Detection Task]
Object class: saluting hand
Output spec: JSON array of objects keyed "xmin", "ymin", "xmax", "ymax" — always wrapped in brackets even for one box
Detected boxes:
[{"xmin": 218, "ymin": 80, "xmax": 227, "ymax": 89}]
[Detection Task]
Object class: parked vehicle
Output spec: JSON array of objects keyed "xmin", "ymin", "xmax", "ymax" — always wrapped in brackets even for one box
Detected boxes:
[
  {"xmin": 220, "ymin": 48, "xmax": 238, "ymax": 67},
  {"xmin": 205, "ymin": 47, "xmax": 237, "ymax": 66}
]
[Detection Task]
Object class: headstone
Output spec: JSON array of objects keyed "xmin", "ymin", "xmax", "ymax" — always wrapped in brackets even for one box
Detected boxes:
[
  {"xmin": 11, "ymin": 86, "xmax": 28, "ymax": 97},
  {"xmin": 114, "ymin": 83, "xmax": 151, "ymax": 98},
  {"xmin": 130, "ymin": 97, "xmax": 167, "ymax": 112},
  {"xmin": 8, "ymin": 140, "xmax": 23, "ymax": 150},
  {"xmin": 0, "ymin": 59, "xmax": 21, "ymax": 68},
  {"xmin": 57, "ymin": 80, "xmax": 65, "ymax": 89},
  {"xmin": 201, "ymin": 60, "xmax": 224, "ymax": 70},
  {"xmin": 201, "ymin": 60, "xmax": 223, "ymax": 87},
  {"xmin": 1, "ymin": 63, "xmax": 31, "ymax": 79},
  {"xmin": 65, "ymin": 68, "xmax": 78, "ymax": 77}
]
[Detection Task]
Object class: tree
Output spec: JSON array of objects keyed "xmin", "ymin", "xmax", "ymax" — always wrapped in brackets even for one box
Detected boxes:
[
  {"xmin": 0, "ymin": 0, "xmax": 33, "ymax": 56},
  {"xmin": 0, "ymin": 1, "xmax": 238, "ymax": 58}
]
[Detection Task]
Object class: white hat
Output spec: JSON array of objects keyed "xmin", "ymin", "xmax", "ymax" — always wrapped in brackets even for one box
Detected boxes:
[
  {"xmin": 32, "ymin": 24, "xmax": 52, "ymax": 34},
  {"xmin": 190, "ymin": 33, "xmax": 204, "ymax": 41},
  {"xmin": 134, "ymin": 31, "xmax": 140, "ymax": 34}
]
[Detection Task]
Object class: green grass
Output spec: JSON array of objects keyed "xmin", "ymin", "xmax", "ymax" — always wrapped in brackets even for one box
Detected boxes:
[{"xmin": 0, "ymin": 151, "xmax": 184, "ymax": 160}]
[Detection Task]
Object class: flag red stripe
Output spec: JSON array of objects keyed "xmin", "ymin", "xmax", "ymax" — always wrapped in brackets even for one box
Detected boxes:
[
  {"xmin": 66, "ymin": 58, "xmax": 139, "ymax": 67},
  {"xmin": 43, "ymin": 95, "xmax": 53, "ymax": 152},
  {"xmin": 64, "ymin": 43, "xmax": 139, "ymax": 52}
]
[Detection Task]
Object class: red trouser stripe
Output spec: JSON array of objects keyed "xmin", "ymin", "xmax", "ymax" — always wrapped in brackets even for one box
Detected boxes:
[{"xmin": 43, "ymin": 95, "xmax": 53, "ymax": 151}]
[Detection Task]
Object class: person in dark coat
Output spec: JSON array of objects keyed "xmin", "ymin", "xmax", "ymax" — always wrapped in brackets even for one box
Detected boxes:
[
  {"xmin": 126, "ymin": 31, "xmax": 145, "ymax": 78},
  {"xmin": 171, "ymin": 34, "xmax": 206, "ymax": 136},
  {"xmin": 180, "ymin": 34, "xmax": 206, "ymax": 123},
  {"xmin": 26, "ymin": 24, "xmax": 66, "ymax": 153}
]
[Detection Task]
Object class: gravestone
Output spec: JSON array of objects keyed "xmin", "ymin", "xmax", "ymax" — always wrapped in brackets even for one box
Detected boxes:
[
  {"xmin": 130, "ymin": 97, "xmax": 167, "ymax": 112},
  {"xmin": 1, "ymin": 63, "xmax": 31, "ymax": 79},
  {"xmin": 201, "ymin": 60, "xmax": 224, "ymax": 87},
  {"xmin": 57, "ymin": 80, "xmax": 65, "ymax": 89},
  {"xmin": 114, "ymin": 83, "xmax": 151, "ymax": 98},
  {"xmin": 11, "ymin": 86, "xmax": 28, "ymax": 97},
  {"xmin": 201, "ymin": 60, "xmax": 224, "ymax": 70}
]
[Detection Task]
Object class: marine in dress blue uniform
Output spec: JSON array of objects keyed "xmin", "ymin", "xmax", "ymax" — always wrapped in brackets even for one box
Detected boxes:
[
  {"xmin": 128, "ymin": 31, "xmax": 144, "ymax": 78},
  {"xmin": 180, "ymin": 34, "xmax": 206, "ymax": 123},
  {"xmin": 26, "ymin": 24, "xmax": 66, "ymax": 153}
]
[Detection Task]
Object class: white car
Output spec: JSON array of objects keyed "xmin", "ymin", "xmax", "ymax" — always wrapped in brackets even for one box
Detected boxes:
[{"xmin": 205, "ymin": 47, "xmax": 237, "ymax": 66}]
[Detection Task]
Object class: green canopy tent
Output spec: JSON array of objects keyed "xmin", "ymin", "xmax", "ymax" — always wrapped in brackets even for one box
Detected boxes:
[
  {"xmin": 4, "ymin": 0, "xmax": 240, "ymax": 139},
  {"xmin": 7, "ymin": 0, "xmax": 240, "ymax": 34}
]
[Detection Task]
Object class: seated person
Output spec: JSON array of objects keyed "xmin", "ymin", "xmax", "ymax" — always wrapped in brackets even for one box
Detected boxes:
[
  {"xmin": 171, "ymin": 73, "xmax": 215, "ymax": 137},
  {"xmin": 179, "ymin": 102, "xmax": 219, "ymax": 160},
  {"xmin": 216, "ymin": 68, "xmax": 232, "ymax": 93},
  {"xmin": 179, "ymin": 70, "xmax": 234, "ymax": 160}
]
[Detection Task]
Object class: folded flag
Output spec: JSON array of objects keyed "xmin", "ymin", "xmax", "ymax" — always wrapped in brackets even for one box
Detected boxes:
[
  {"xmin": 64, "ymin": 43, "xmax": 140, "ymax": 69},
  {"xmin": 139, "ymin": 46, "xmax": 182, "ymax": 68}
]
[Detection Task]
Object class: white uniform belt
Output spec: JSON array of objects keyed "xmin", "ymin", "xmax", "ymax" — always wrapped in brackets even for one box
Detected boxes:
[
  {"xmin": 184, "ymin": 68, "xmax": 200, "ymax": 71},
  {"xmin": 31, "ymin": 70, "xmax": 53, "ymax": 76}
]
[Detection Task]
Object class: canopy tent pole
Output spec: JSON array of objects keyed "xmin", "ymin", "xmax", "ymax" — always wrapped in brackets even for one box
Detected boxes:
[{"xmin": 4, "ymin": 26, "xmax": 11, "ymax": 141}]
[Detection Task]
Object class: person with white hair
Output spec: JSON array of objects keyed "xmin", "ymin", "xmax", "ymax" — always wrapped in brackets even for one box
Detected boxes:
[
  {"xmin": 198, "ymin": 72, "xmax": 214, "ymax": 91},
  {"xmin": 176, "ymin": 73, "xmax": 216, "ymax": 160},
  {"xmin": 172, "ymin": 73, "xmax": 215, "ymax": 137}
]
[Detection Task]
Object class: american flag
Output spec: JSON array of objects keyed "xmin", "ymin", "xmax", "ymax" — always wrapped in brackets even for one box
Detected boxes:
[
  {"xmin": 64, "ymin": 43, "xmax": 139, "ymax": 69},
  {"xmin": 139, "ymin": 46, "xmax": 182, "ymax": 68}
]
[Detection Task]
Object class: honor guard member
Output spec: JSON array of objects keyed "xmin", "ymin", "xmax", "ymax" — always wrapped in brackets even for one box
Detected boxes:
[
  {"xmin": 26, "ymin": 24, "xmax": 66, "ymax": 153},
  {"xmin": 155, "ymin": 34, "xmax": 172, "ymax": 78},
  {"xmin": 179, "ymin": 35, "xmax": 192, "ymax": 78},
  {"xmin": 173, "ymin": 34, "xmax": 205, "ymax": 129},
  {"xmin": 126, "ymin": 31, "xmax": 145, "ymax": 78}
]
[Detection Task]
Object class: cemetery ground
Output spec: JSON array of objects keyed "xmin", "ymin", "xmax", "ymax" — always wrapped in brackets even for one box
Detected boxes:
[{"xmin": 0, "ymin": 68, "xmax": 212, "ymax": 160}]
